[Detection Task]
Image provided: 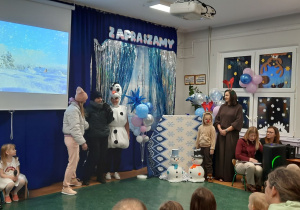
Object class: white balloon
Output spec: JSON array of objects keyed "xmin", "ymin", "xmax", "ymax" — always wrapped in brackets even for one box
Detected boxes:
[
  {"xmin": 136, "ymin": 135, "xmax": 143, "ymax": 143},
  {"xmin": 143, "ymin": 136, "xmax": 150, "ymax": 142},
  {"xmin": 146, "ymin": 126, "xmax": 151, "ymax": 132}
]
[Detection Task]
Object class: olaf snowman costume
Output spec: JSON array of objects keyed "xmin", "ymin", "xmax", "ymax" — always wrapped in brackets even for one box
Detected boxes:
[
  {"xmin": 106, "ymin": 83, "xmax": 130, "ymax": 180},
  {"xmin": 108, "ymin": 83, "xmax": 129, "ymax": 149},
  {"xmin": 167, "ymin": 149, "xmax": 184, "ymax": 183},
  {"xmin": 188, "ymin": 149, "xmax": 205, "ymax": 182}
]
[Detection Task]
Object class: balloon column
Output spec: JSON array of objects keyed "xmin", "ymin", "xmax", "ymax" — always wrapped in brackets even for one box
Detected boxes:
[
  {"xmin": 194, "ymin": 89, "xmax": 224, "ymax": 119},
  {"xmin": 239, "ymin": 68, "xmax": 263, "ymax": 93},
  {"xmin": 126, "ymin": 88, "xmax": 154, "ymax": 165}
]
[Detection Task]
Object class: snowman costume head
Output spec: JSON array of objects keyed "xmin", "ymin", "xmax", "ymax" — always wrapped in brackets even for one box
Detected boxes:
[{"xmin": 110, "ymin": 83, "xmax": 122, "ymax": 107}]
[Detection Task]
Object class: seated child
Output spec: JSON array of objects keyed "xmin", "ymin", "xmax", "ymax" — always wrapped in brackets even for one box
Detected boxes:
[
  {"xmin": 248, "ymin": 192, "xmax": 269, "ymax": 210},
  {"xmin": 0, "ymin": 144, "xmax": 27, "ymax": 204},
  {"xmin": 159, "ymin": 200, "xmax": 183, "ymax": 210}
]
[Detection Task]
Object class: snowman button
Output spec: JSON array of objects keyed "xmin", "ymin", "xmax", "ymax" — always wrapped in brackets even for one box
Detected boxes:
[
  {"xmin": 120, "ymin": 112, "xmax": 123, "ymax": 115},
  {"xmin": 114, "ymin": 140, "xmax": 118, "ymax": 144},
  {"xmin": 114, "ymin": 129, "xmax": 117, "ymax": 134}
]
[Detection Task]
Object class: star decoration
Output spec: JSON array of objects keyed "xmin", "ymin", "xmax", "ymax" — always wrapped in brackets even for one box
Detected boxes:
[
  {"xmin": 125, "ymin": 88, "xmax": 146, "ymax": 112},
  {"xmin": 288, "ymin": 55, "xmax": 291, "ymax": 58},
  {"xmin": 237, "ymin": 58, "xmax": 240, "ymax": 61},
  {"xmin": 271, "ymin": 74, "xmax": 273, "ymax": 76},
  {"xmin": 245, "ymin": 61, "xmax": 248, "ymax": 65},
  {"xmin": 261, "ymin": 58, "xmax": 265, "ymax": 62},
  {"xmin": 228, "ymin": 65, "xmax": 232, "ymax": 69},
  {"xmin": 234, "ymin": 72, "xmax": 237, "ymax": 76},
  {"xmin": 285, "ymin": 66, "xmax": 290, "ymax": 71},
  {"xmin": 285, "ymin": 81, "xmax": 288, "ymax": 84}
]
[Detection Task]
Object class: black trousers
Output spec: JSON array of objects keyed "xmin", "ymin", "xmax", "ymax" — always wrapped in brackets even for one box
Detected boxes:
[
  {"xmin": 106, "ymin": 148, "xmax": 122, "ymax": 172},
  {"xmin": 83, "ymin": 136, "xmax": 108, "ymax": 181}
]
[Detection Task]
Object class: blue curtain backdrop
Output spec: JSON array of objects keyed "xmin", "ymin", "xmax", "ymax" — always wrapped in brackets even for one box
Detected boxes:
[{"xmin": 0, "ymin": 5, "xmax": 177, "ymax": 189}]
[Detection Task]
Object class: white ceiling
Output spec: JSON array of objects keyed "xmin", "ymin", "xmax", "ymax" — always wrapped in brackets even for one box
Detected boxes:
[{"xmin": 71, "ymin": 0, "xmax": 300, "ymax": 33}]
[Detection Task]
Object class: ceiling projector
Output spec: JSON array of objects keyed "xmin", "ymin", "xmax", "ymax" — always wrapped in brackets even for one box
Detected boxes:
[{"xmin": 170, "ymin": 0, "xmax": 216, "ymax": 20}]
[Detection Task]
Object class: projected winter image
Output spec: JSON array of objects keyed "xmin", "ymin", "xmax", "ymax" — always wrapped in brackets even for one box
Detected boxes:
[{"xmin": 0, "ymin": 20, "xmax": 68, "ymax": 94}]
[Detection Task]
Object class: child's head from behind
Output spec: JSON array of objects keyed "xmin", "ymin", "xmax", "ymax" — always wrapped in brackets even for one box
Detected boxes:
[
  {"xmin": 248, "ymin": 192, "xmax": 269, "ymax": 210},
  {"xmin": 190, "ymin": 187, "xmax": 216, "ymax": 210},
  {"xmin": 113, "ymin": 198, "xmax": 147, "ymax": 210},
  {"xmin": 159, "ymin": 200, "xmax": 183, "ymax": 210},
  {"xmin": 202, "ymin": 112, "xmax": 213, "ymax": 125}
]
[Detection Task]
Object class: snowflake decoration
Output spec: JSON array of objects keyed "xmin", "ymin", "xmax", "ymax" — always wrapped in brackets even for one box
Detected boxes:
[
  {"xmin": 273, "ymin": 111, "xmax": 275, "ymax": 113},
  {"xmin": 283, "ymin": 100, "xmax": 287, "ymax": 103},
  {"xmin": 177, "ymin": 136, "xmax": 184, "ymax": 142},
  {"xmin": 270, "ymin": 117, "xmax": 274, "ymax": 120},
  {"xmin": 260, "ymin": 116, "xmax": 263, "ymax": 119},
  {"xmin": 259, "ymin": 99, "xmax": 262, "ymax": 102},
  {"xmin": 277, "ymin": 108, "xmax": 280, "ymax": 111},
  {"xmin": 259, "ymin": 124, "xmax": 262, "ymax": 128},
  {"xmin": 286, "ymin": 108, "xmax": 289, "ymax": 110},
  {"xmin": 263, "ymin": 109, "xmax": 266, "ymax": 112},
  {"xmin": 176, "ymin": 127, "xmax": 184, "ymax": 132},
  {"xmin": 282, "ymin": 113, "xmax": 286, "ymax": 117},
  {"xmin": 125, "ymin": 87, "xmax": 146, "ymax": 112},
  {"xmin": 176, "ymin": 117, "xmax": 184, "ymax": 122},
  {"xmin": 243, "ymin": 109, "xmax": 245, "ymax": 113},
  {"xmin": 167, "ymin": 131, "xmax": 175, "ymax": 137},
  {"xmin": 186, "ymin": 131, "xmax": 194, "ymax": 136},
  {"xmin": 267, "ymin": 98, "xmax": 270, "ymax": 101},
  {"xmin": 271, "ymin": 104, "xmax": 275, "ymax": 108},
  {"xmin": 276, "ymin": 99, "xmax": 279, "ymax": 102},
  {"xmin": 185, "ymin": 121, "xmax": 193, "ymax": 127}
]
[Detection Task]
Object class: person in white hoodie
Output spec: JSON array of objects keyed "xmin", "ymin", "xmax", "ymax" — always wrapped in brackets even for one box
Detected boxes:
[
  {"xmin": 62, "ymin": 87, "xmax": 89, "ymax": 195},
  {"xmin": 265, "ymin": 166, "xmax": 300, "ymax": 210},
  {"xmin": 195, "ymin": 112, "xmax": 216, "ymax": 183}
]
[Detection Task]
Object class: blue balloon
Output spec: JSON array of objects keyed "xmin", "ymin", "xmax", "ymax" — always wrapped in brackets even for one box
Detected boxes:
[
  {"xmin": 136, "ymin": 104, "xmax": 149, "ymax": 119},
  {"xmin": 195, "ymin": 108, "xmax": 205, "ymax": 117},
  {"xmin": 240, "ymin": 74, "xmax": 252, "ymax": 84},
  {"xmin": 144, "ymin": 102, "xmax": 153, "ymax": 114}
]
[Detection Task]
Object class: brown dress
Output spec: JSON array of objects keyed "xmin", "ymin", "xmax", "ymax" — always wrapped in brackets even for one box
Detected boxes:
[{"xmin": 214, "ymin": 103, "xmax": 243, "ymax": 181}]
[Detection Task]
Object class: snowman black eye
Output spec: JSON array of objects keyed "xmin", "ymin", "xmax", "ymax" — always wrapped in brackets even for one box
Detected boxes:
[{"xmin": 116, "ymin": 88, "xmax": 120, "ymax": 92}]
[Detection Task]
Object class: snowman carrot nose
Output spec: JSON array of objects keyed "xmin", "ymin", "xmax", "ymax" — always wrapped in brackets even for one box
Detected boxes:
[{"xmin": 112, "ymin": 90, "xmax": 116, "ymax": 94}]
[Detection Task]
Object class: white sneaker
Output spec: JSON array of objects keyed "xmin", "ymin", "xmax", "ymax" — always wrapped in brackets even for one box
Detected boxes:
[
  {"xmin": 114, "ymin": 172, "xmax": 120, "ymax": 180},
  {"xmin": 106, "ymin": 172, "xmax": 111, "ymax": 180},
  {"xmin": 61, "ymin": 187, "xmax": 77, "ymax": 195}
]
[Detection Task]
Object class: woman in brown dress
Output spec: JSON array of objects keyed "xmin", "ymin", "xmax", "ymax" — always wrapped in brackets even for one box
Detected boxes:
[{"xmin": 214, "ymin": 89, "xmax": 243, "ymax": 182}]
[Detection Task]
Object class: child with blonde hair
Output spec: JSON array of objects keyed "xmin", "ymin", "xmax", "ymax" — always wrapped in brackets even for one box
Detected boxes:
[
  {"xmin": 248, "ymin": 192, "xmax": 269, "ymax": 210},
  {"xmin": 0, "ymin": 144, "xmax": 27, "ymax": 204},
  {"xmin": 195, "ymin": 112, "xmax": 216, "ymax": 182}
]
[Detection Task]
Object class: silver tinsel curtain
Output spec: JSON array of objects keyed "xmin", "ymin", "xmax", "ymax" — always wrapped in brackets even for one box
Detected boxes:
[{"xmin": 94, "ymin": 39, "xmax": 176, "ymax": 128}]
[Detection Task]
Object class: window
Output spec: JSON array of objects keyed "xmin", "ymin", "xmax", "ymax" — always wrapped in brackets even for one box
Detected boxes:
[{"xmin": 218, "ymin": 47, "xmax": 297, "ymax": 137}]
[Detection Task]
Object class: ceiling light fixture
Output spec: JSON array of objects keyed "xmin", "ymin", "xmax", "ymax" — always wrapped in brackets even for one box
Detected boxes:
[{"xmin": 146, "ymin": 0, "xmax": 171, "ymax": 13}]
